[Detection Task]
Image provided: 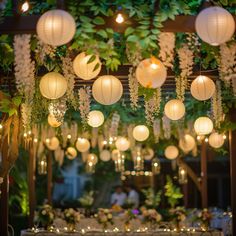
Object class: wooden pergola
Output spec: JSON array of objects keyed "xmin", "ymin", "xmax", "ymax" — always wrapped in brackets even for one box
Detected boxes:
[{"xmin": 0, "ymin": 1, "xmax": 236, "ymax": 235}]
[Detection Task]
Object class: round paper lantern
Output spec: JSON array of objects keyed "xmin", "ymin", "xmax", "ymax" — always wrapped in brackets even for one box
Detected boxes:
[
  {"xmin": 40, "ymin": 72, "xmax": 67, "ymax": 100},
  {"xmin": 48, "ymin": 114, "xmax": 62, "ymax": 127},
  {"xmin": 66, "ymin": 147, "xmax": 77, "ymax": 160},
  {"xmin": 115, "ymin": 137, "xmax": 130, "ymax": 151},
  {"xmin": 164, "ymin": 145, "xmax": 179, "ymax": 160},
  {"xmin": 191, "ymin": 75, "xmax": 216, "ymax": 101},
  {"xmin": 179, "ymin": 134, "xmax": 196, "ymax": 153},
  {"xmin": 194, "ymin": 117, "xmax": 213, "ymax": 135},
  {"xmin": 92, "ymin": 75, "xmax": 123, "ymax": 105},
  {"xmin": 209, "ymin": 132, "xmax": 224, "ymax": 148},
  {"xmin": 37, "ymin": 9, "xmax": 76, "ymax": 46},
  {"xmin": 87, "ymin": 110, "xmax": 104, "ymax": 128},
  {"xmin": 46, "ymin": 137, "xmax": 60, "ymax": 150},
  {"xmin": 87, "ymin": 153, "xmax": 98, "ymax": 164},
  {"xmin": 100, "ymin": 150, "xmax": 111, "ymax": 162},
  {"xmin": 76, "ymin": 138, "xmax": 90, "ymax": 152},
  {"xmin": 143, "ymin": 148, "xmax": 154, "ymax": 161},
  {"xmin": 132, "ymin": 125, "xmax": 149, "ymax": 142},
  {"xmin": 164, "ymin": 99, "xmax": 185, "ymax": 121},
  {"xmin": 136, "ymin": 57, "xmax": 167, "ymax": 88},
  {"xmin": 73, "ymin": 52, "xmax": 101, "ymax": 80},
  {"xmin": 195, "ymin": 6, "xmax": 235, "ymax": 46}
]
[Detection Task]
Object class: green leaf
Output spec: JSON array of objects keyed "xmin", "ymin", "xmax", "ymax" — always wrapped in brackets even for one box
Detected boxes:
[
  {"xmin": 80, "ymin": 16, "xmax": 91, "ymax": 23},
  {"xmin": 124, "ymin": 27, "xmax": 135, "ymax": 37},
  {"xmin": 87, "ymin": 55, "xmax": 96, "ymax": 64},
  {"xmin": 127, "ymin": 35, "xmax": 139, "ymax": 42},
  {"xmin": 12, "ymin": 96, "xmax": 22, "ymax": 107},
  {"xmin": 8, "ymin": 108, "xmax": 17, "ymax": 117},
  {"xmin": 93, "ymin": 16, "xmax": 105, "ymax": 25},
  {"xmin": 97, "ymin": 29, "xmax": 108, "ymax": 38}
]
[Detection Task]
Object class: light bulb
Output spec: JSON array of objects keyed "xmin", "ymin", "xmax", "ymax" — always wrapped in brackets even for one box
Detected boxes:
[
  {"xmin": 0, "ymin": 124, "xmax": 2, "ymax": 129},
  {"xmin": 34, "ymin": 138, "xmax": 38, "ymax": 143},
  {"xmin": 67, "ymin": 134, "xmax": 71, "ymax": 139},
  {"xmin": 205, "ymin": 138, "xmax": 209, "ymax": 142},
  {"xmin": 223, "ymin": 134, "xmax": 227, "ymax": 140},
  {"xmin": 150, "ymin": 63, "xmax": 158, "ymax": 69},
  {"xmin": 116, "ymin": 13, "xmax": 124, "ymax": 23},
  {"xmin": 21, "ymin": 1, "xmax": 29, "ymax": 12}
]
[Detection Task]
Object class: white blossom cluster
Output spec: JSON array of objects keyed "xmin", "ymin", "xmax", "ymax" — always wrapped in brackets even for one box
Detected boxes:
[
  {"xmin": 78, "ymin": 87, "xmax": 91, "ymax": 125},
  {"xmin": 128, "ymin": 67, "xmax": 139, "ymax": 110},
  {"xmin": 211, "ymin": 81, "xmax": 224, "ymax": 128},
  {"xmin": 162, "ymin": 115, "xmax": 171, "ymax": 139},
  {"xmin": 48, "ymin": 99, "xmax": 67, "ymax": 123},
  {"xmin": 144, "ymin": 88, "xmax": 162, "ymax": 125},
  {"xmin": 158, "ymin": 32, "xmax": 176, "ymax": 68},
  {"xmin": 219, "ymin": 42, "xmax": 236, "ymax": 82},
  {"xmin": 153, "ymin": 119, "xmax": 161, "ymax": 143},
  {"xmin": 62, "ymin": 56, "xmax": 77, "ymax": 108},
  {"xmin": 21, "ymin": 103, "xmax": 32, "ymax": 131},
  {"xmin": 186, "ymin": 33, "xmax": 201, "ymax": 52},
  {"xmin": 176, "ymin": 44, "xmax": 194, "ymax": 101}
]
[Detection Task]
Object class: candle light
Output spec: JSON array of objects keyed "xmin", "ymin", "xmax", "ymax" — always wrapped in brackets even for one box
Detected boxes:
[{"xmin": 178, "ymin": 166, "xmax": 188, "ymax": 184}]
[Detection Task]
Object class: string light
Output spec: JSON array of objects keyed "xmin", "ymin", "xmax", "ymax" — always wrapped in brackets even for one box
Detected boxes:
[
  {"xmin": 34, "ymin": 138, "xmax": 38, "ymax": 143},
  {"xmin": 197, "ymin": 135, "xmax": 201, "ymax": 140},
  {"xmin": 67, "ymin": 134, "xmax": 72, "ymax": 139},
  {"xmin": 0, "ymin": 124, "xmax": 2, "ymax": 129},
  {"xmin": 21, "ymin": 1, "xmax": 29, "ymax": 13},
  {"xmin": 205, "ymin": 137, "xmax": 209, "ymax": 142},
  {"xmin": 115, "ymin": 13, "xmax": 124, "ymax": 23},
  {"xmin": 223, "ymin": 134, "xmax": 227, "ymax": 140}
]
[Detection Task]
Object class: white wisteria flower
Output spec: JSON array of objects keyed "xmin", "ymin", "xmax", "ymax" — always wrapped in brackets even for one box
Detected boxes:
[{"xmin": 78, "ymin": 87, "xmax": 91, "ymax": 126}]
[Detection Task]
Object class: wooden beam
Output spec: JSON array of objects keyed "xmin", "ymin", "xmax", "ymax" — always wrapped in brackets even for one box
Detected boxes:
[
  {"xmin": 47, "ymin": 152, "xmax": 53, "ymax": 205},
  {"xmin": 0, "ymin": 15, "xmax": 199, "ymax": 34},
  {"xmin": 201, "ymin": 140, "xmax": 208, "ymax": 208},
  {"xmin": 229, "ymin": 108, "xmax": 236, "ymax": 236}
]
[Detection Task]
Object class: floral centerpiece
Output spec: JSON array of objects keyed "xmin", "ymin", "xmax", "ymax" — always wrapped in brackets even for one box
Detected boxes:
[
  {"xmin": 37, "ymin": 204, "xmax": 55, "ymax": 229},
  {"xmin": 169, "ymin": 207, "xmax": 186, "ymax": 232},
  {"xmin": 63, "ymin": 208, "xmax": 80, "ymax": 231},
  {"xmin": 195, "ymin": 208, "xmax": 212, "ymax": 230},
  {"xmin": 141, "ymin": 207, "xmax": 162, "ymax": 230},
  {"xmin": 123, "ymin": 209, "xmax": 139, "ymax": 232},
  {"xmin": 95, "ymin": 208, "xmax": 113, "ymax": 231}
]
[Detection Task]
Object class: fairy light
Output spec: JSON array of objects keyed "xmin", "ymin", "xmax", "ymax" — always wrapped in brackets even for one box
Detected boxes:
[
  {"xmin": 23, "ymin": 133, "xmax": 27, "ymax": 138},
  {"xmin": 115, "ymin": 13, "xmax": 124, "ymax": 23},
  {"xmin": 205, "ymin": 137, "xmax": 209, "ymax": 142},
  {"xmin": 0, "ymin": 124, "xmax": 2, "ymax": 129},
  {"xmin": 46, "ymin": 138, "xmax": 50, "ymax": 143},
  {"xmin": 197, "ymin": 135, "xmax": 201, "ymax": 140},
  {"xmin": 34, "ymin": 138, "xmax": 38, "ymax": 143},
  {"xmin": 21, "ymin": 1, "xmax": 29, "ymax": 12},
  {"xmin": 223, "ymin": 134, "xmax": 227, "ymax": 140},
  {"xmin": 67, "ymin": 134, "xmax": 71, "ymax": 139},
  {"xmin": 150, "ymin": 63, "xmax": 158, "ymax": 69}
]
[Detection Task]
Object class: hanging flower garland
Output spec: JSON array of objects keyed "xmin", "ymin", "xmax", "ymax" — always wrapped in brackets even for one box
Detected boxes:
[
  {"xmin": 219, "ymin": 42, "xmax": 236, "ymax": 83},
  {"xmin": 144, "ymin": 88, "xmax": 162, "ymax": 125},
  {"xmin": 211, "ymin": 81, "xmax": 224, "ymax": 128},
  {"xmin": 162, "ymin": 115, "xmax": 171, "ymax": 139},
  {"xmin": 62, "ymin": 56, "xmax": 77, "ymax": 108},
  {"xmin": 153, "ymin": 119, "xmax": 161, "ymax": 143},
  {"xmin": 78, "ymin": 87, "xmax": 91, "ymax": 126},
  {"xmin": 176, "ymin": 44, "xmax": 194, "ymax": 101},
  {"xmin": 158, "ymin": 32, "xmax": 176, "ymax": 68},
  {"xmin": 14, "ymin": 34, "xmax": 35, "ymax": 131},
  {"xmin": 48, "ymin": 98, "xmax": 67, "ymax": 123}
]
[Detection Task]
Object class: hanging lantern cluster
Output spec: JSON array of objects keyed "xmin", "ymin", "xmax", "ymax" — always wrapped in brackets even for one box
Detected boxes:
[{"xmin": 178, "ymin": 166, "xmax": 188, "ymax": 184}]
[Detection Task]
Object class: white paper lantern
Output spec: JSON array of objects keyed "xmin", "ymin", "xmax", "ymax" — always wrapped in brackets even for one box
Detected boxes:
[
  {"xmin": 112, "ymin": 149, "xmax": 121, "ymax": 161},
  {"xmin": 73, "ymin": 52, "xmax": 101, "ymax": 80},
  {"xmin": 136, "ymin": 57, "xmax": 167, "ymax": 88},
  {"xmin": 40, "ymin": 72, "xmax": 67, "ymax": 100},
  {"xmin": 76, "ymin": 138, "xmax": 90, "ymax": 152},
  {"xmin": 132, "ymin": 125, "xmax": 149, "ymax": 142},
  {"xmin": 66, "ymin": 147, "xmax": 77, "ymax": 160},
  {"xmin": 115, "ymin": 137, "xmax": 130, "ymax": 151},
  {"xmin": 92, "ymin": 75, "xmax": 123, "ymax": 105},
  {"xmin": 191, "ymin": 75, "xmax": 216, "ymax": 101},
  {"xmin": 100, "ymin": 150, "xmax": 111, "ymax": 162},
  {"xmin": 46, "ymin": 137, "xmax": 60, "ymax": 150},
  {"xmin": 87, "ymin": 153, "xmax": 98, "ymax": 164},
  {"xmin": 195, "ymin": 6, "xmax": 235, "ymax": 46},
  {"xmin": 179, "ymin": 134, "xmax": 196, "ymax": 153},
  {"xmin": 48, "ymin": 114, "xmax": 62, "ymax": 127},
  {"xmin": 37, "ymin": 9, "xmax": 76, "ymax": 46},
  {"xmin": 194, "ymin": 117, "xmax": 213, "ymax": 135},
  {"xmin": 143, "ymin": 148, "xmax": 154, "ymax": 161},
  {"xmin": 87, "ymin": 110, "xmax": 104, "ymax": 127},
  {"xmin": 209, "ymin": 132, "xmax": 224, "ymax": 148},
  {"xmin": 164, "ymin": 145, "xmax": 179, "ymax": 160},
  {"xmin": 164, "ymin": 99, "xmax": 185, "ymax": 121}
]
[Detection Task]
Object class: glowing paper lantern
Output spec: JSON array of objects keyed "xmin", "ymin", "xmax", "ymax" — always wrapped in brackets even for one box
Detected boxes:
[
  {"xmin": 46, "ymin": 137, "xmax": 60, "ymax": 150},
  {"xmin": 40, "ymin": 72, "xmax": 67, "ymax": 100},
  {"xmin": 115, "ymin": 137, "xmax": 130, "ymax": 151},
  {"xmin": 76, "ymin": 138, "xmax": 90, "ymax": 152},
  {"xmin": 92, "ymin": 75, "xmax": 123, "ymax": 105},
  {"xmin": 132, "ymin": 125, "xmax": 149, "ymax": 142},
  {"xmin": 194, "ymin": 117, "xmax": 213, "ymax": 135},
  {"xmin": 136, "ymin": 57, "xmax": 167, "ymax": 88},
  {"xmin": 112, "ymin": 149, "xmax": 121, "ymax": 161},
  {"xmin": 195, "ymin": 6, "xmax": 235, "ymax": 46},
  {"xmin": 87, "ymin": 153, "xmax": 98, "ymax": 164},
  {"xmin": 37, "ymin": 9, "xmax": 76, "ymax": 46},
  {"xmin": 87, "ymin": 110, "xmax": 104, "ymax": 127},
  {"xmin": 48, "ymin": 114, "xmax": 62, "ymax": 127},
  {"xmin": 209, "ymin": 132, "xmax": 224, "ymax": 148},
  {"xmin": 191, "ymin": 75, "xmax": 215, "ymax": 101},
  {"xmin": 164, "ymin": 145, "xmax": 179, "ymax": 160},
  {"xmin": 143, "ymin": 148, "xmax": 155, "ymax": 161},
  {"xmin": 164, "ymin": 99, "xmax": 185, "ymax": 121},
  {"xmin": 66, "ymin": 147, "xmax": 77, "ymax": 160},
  {"xmin": 73, "ymin": 52, "xmax": 101, "ymax": 80},
  {"xmin": 100, "ymin": 150, "xmax": 111, "ymax": 162},
  {"xmin": 179, "ymin": 134, "xmax": 196, "ymax": 153}
]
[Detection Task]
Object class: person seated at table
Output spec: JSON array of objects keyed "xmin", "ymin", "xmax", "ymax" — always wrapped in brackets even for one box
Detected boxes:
[
  {"xmin": 110, "ymin": 185, "xmax": 127, "ymax": 207},
  {"xmin": 124, "ymin": 184, "xmax": 140, "ymax": 208}
]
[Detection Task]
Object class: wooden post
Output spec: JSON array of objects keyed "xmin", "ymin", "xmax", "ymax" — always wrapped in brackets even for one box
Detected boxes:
[
  {"xmin": 47, "ymin": 152, "xmax": 53, "ymax": 205},
  {"xmin": 229, "ymin": 108, "xmax": 236, "ymax": 236},
  {"xmin": 182, "ymin": 182, "xmax": 188, "ymax": 208},
  {"xmin": 28, "ymin": 140, "xmax": 36, "ymax": 227},
  {"xmin": 201, "ymin": 140, "xmax": 208, "ymax": 208}
]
